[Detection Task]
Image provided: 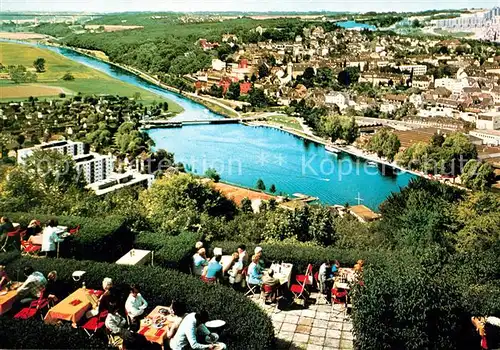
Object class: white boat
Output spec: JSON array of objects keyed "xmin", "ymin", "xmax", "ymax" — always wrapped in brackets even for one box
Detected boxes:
[
  {"xmin": 366, "ymin": 161, "xmax": 378, "ymax": 167},
  {"xmin": 325, "ymin": 144, "xmax": 341, "ymax": 154}
]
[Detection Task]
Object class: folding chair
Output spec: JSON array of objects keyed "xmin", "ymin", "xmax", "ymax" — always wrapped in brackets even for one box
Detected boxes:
[
  {"xmin": 296, "ymin": 264, "xmax": 313, "ymax": 287},
  {"xmin": 243, "ymin": 268, "xmax": 259, "ymax": 297},
  {"xmin": 14, "ymin": 289, "xmax": 49, "ymax": 320},
  {"xmin": 290, "ymin": 282, "xmax": 308, "ymax": 306},
  {"xmin": 21, "ymin": 239, "xmax": 41, "ymax": 256},
  {"xmin": 69, "ymin": 225, "xmax": 81, "ymax": 235},
  {"xmin": 1, "ymin": 228, "xmax": 20, "ymax": 252},
  {"xmin": 81, "ymin": 310, "xmax": 108, "ymax": 338}
]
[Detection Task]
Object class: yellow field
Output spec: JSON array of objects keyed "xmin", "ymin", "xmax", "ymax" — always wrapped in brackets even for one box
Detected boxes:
[{"xmin": 0, "ymin": 84, "xmax": 65, "ymax": 98}]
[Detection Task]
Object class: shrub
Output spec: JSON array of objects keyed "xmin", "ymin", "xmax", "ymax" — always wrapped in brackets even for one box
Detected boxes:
[
  {"xmin": 135, "ymin": 230, "xmax": 202, "ymax": 271},
  {"xmin": 62, "ymin": 72, "xmax": 75, "ymax": 81},
  {"xmin": 0, "ymin": 318, "xmax": 106, "ymax": 348},
  {"xmin": 3, "ymin": 213, "xmax": 132, "ymax": 262},
  {"xmin": 4, "ymin": 257, "xmax": 274, "ymax": 350}
]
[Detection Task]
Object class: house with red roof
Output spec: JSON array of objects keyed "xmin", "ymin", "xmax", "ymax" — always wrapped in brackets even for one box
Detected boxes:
[{"xmin": 240, "ymin": 81, "xmax": 252, "ymax": 95}]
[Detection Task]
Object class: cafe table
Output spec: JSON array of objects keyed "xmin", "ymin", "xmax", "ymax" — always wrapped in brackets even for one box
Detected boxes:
[
  {"xmin": 138, "ymin": 305, "xmax": 174, "ymax": 345},
  {"xmin": 270, "ymin": 263, "xmax": 293, "ymax": 287},
  {"xmin": 0, "ymin": 282, "xmax": 21, "ymax": 315},
  {"xmin": 116, "ymin": 249, "xmax": 153, "ymax": 266},
  {"xmin": 44, "ymin": 288, "xmax": 99, "ymax": 326}
]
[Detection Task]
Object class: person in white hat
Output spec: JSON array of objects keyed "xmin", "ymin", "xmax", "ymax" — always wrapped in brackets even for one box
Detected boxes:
[{"xmin": 254, "ymin": 247, "xmax": 265, "ymax": 271}]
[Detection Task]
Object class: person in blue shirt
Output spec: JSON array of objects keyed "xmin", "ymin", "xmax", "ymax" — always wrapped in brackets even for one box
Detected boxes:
[
  {"xmin": 331, "ymin": 260, "xmax": 340, "ymax": 275},
  {"xmin": 203, "ymin": 255, "xmax": 222, "ymax": 279},
  {"xmin": 247, "ymin": 255, "xmax": 263, "ymax": 287},
  {"xmin": 192, "ymin": 248, "xmax": 208, "ymax": 276}
]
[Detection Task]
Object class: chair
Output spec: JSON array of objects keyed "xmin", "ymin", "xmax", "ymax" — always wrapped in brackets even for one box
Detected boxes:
[
  {"xmin": 69, "ymin": 225, "xmax": 80, "ymax": 235},
  {"xmin": 295, "ymin": 264, "xmax": 313, "ymax": 287},
  {"xmin": 201, "ymin": 275, "xmax": 217, "ymax": 284},
  {"xmin": 81, "ymin": 310, "xmax": 108, "ymax": 338},
  {"xmin": 1, "ymin": 228, "xmax": 20, "ymax": 252},
  {"xmin": 243, "ymin": 268, "xmax": 259, "ymax": 297},
  {"xmin": 290, "ymin": 282, "xmax": 308, "ymax": 305},
  {"xmin": 14, "ymin": 290, "xmax": 49, "ymax": 320},
  {"xmin": 21, "ymin": 239, "xmax": 41, "ymax": 256},
  {"xmin": 331, "ymin": 287, "xmax": 348, "ymax": 304}
]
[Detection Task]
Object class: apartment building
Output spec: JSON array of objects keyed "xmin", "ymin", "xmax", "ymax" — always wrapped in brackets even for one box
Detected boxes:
[
  {"xmin": 17, "ymin": 140, "xmax": 86, "ymax": 164},
  {"xmin": 74, "ymin": 152, "xmax": 114, "ymax": 185}
]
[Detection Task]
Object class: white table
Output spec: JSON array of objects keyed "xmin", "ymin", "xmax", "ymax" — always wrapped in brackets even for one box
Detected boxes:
[
  {"xmin": 220, "ymin": 255, "xmax": 233, "ymax": 270},
  {"xmin": 13, "ymin": 223, "xmax": 20, "ymax": 229},
  {"xmin": 338, "ymin": 267, "xmax": 355, "ymax": 283},
  {"xmin": 270, "ymin": 263, "xmax": 293, "ymax": 287},
  {"xmin": 116, "ymin": 249, "xmax": 153, "ymax": 266},
  {"xmin": 334, "ymin": 281, "xmax": 350, "ymax": 290}
]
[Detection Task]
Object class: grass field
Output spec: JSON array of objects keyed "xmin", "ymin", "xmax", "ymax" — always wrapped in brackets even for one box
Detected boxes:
[
  {"xmin": 0, "ymin": 42, "xmax": 183, "ymax": 111},
  {"xmin": 266, "ymin": 114, "xmax": 303, "ymax": 131}
]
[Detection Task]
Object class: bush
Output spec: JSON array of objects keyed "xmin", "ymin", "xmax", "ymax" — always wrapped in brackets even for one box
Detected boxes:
[
  {"xmin": 62, "ymin": 72, "xmax": 75, "ymax": 81},
  {"xmin": 3, "ymin": 213, "xmax": 132, "ymax": 262},
  {"xmin": 135, "ymin": 230, "xmax": 202, "ymax": 271},
  {"xmin": 211, "ymin": 240, "xmax": 369, "ymax": 272},
  {"xmin": 4, "ymin": 257, "xmax": 274, "ymax": 350},
  {"xmin": 0, "ymin": 318, "xmax": 106, "ymax": 348}
]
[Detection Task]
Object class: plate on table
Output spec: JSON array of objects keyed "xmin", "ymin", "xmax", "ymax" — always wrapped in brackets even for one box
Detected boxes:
[
  {"xmin": 143, "ymin": 318, "xmax": 152, "ymax": 326},
  {"xmin": 205, "ymin": 320, "xmax": 226, "ymax": 328},
  {"xmin": 153, "ymin": 323, "xmax": 164, "ymax": 329},
  {"xmin": 158, "ymin": 307, "xmax": 168, "ymax": 315}
]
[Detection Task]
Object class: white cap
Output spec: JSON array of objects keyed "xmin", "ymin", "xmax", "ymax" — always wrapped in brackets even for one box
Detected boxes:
[
  {"xmin": 213, "ymin": 247, "xmax": 222, "ymax": 256},
  {"xmin": 195, "ymin": 241, "xmax": 204, "ymax": 249},
  {"xmin": 254, "ymin": 246, "xmax": 263, "ymax": 254}
]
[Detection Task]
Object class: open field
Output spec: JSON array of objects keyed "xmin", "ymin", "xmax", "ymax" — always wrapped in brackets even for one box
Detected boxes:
[
  {"xmin": 84, "ymin": 25, "xmax": 144, "ymax": 32},
  {"xmin": 0, "ymin": 32, "xmax": 50, "ymax": 40},
  {"xmin": 266, "ymin": 114, "xmax": 303, "ymax": 131},
  {"xmin": 0, "ymin": 42, "xmax": 183, "ymax": 111}
]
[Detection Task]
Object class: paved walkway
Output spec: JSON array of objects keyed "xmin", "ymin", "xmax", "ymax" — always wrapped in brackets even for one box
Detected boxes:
[{"xmin": 252, "ymin": 292, "xmax": 354, "ymax": 350}]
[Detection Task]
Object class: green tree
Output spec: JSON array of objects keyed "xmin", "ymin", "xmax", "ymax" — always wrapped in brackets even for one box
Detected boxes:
[
  {"xmin": 8, "ymin": 65, "xmax": 37, "ymax": 84},
  {"xmin": 248, "ymin": 88, "xmax": 270, "ymax": 108},
  {"xmin": 33, "ymin": 57, "xmax": 46, "ymax": 73},
  {"xmin": 62, "ymin": 72, "xmax": 74, "ymax": 81},
  {"xmin": 133, "ymin": 92, "xmax": 142, "ymax": 100},
  {"xmin": 258, "ymin": 63, "xmax": 270, "ymax": 78},
  {"xmin": 226, "ymin": 82, "xmax": 241, "ymax": 100},
  {"xmin": 205, "ymin": 168, "xmax": 221, "ymax": 182},
  {"xmin": 256, "ymin": 178, "xmax": 266, "ymax": 191},
  {"xmin": 337, "ymin": 67, "xmax": 360, "ymax": 86},
  {"xmin": 367, "ymin": 128, "xmax": 401, "ymax": 161},
  {"xmin": 240, "ymin": 197, "xmax": 253, "ymax": 213},
  {"xmin": 460, "ymin": 159, "xmax": 494, "ymax": 191},
  {"xmin": 269, "ymin": 184, "xmax": 276, "ymax": 193}
]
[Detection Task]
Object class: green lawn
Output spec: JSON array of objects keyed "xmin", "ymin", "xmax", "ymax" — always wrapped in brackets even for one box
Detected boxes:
[
  {"xmin": 0, "ymin": 42, "xmax": 183, "ymax": 111},
  {"xmin": 266, "ymin": 114, "xmax": 303, "ymax": 131}
]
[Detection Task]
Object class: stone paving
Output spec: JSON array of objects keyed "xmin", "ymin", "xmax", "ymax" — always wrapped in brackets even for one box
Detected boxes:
[{"xmin": 252, "ymin": 292, "xmax": 354, "ymax": 350}]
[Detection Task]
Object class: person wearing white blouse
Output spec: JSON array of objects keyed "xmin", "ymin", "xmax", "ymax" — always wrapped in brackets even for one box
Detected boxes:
[{"xmin": 125, "ymin": 284, "xmax": 148, "ymax": 321}]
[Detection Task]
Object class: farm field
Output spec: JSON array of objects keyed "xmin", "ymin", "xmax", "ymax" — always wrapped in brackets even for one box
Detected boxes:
[{"xmin": 0, "ymin": 42, "xmax": 183, "ymax": 111}]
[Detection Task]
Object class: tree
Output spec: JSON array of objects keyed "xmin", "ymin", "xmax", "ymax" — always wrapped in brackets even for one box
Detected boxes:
[
  {"xmin": 62, "ymin": 72, "xmax": 74, "ymax": 81},
  {"xmin": 205, "ymin": 168, "xmax": 221, "ymax": 182},
  {"xmin": 240, "ymin": 197, "xmax": 253, "ymax": 213},
  {"xmin": 258, "ymin": 63, "xmax": 270, "ymax": 78},
  {"xmin": 132, "ymin": 92, "xmax": 142, "ymax": 100},
  {"xmin": 209, "ymin": 84, "xmax": 223, "ymax": 98},
  {"xmin": 366, "ymin": 128, "xmax": 401, "ymax": 162},
  {"xmin": 8, "ymin": 65, "xmax": 37, "ymax": 84},
  {"xmin": 33, "ymin": 57, "xmax": 46, "ymax": 73},
  {"xmin": 250, "ymin": 73, "xmax": 257, "ymax": 83},
  {"xmin": 460, "ymin": 160, "xmax": 494, "ymax": 191},
  {"xmin": 248, "ymin": 88, "xmax": 270, "ymax": 108},
  {"xmin": 337, "ymin": 67, "xmax": 360, "ymax": 87},
  {"xmin": 256, "ymin": 178, "xmax": 266, "ymax": 191},
  {"xmin": 269, "ymin": 184, "xmax": 276, "ymax": 193},
  {"xmin": 226, "ymin": 82, "xmax": 240, "ymax": 100}
]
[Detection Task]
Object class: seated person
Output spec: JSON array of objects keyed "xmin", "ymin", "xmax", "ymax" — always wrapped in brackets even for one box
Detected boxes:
[
  {"xmin": 41, "ymin": 219, "xmax": 63, "ymax": 257},
  {"xmin": 193, "ymin": 248, "xmax": 208, "ymax": 276},
  {"xmin": 331, "ymin": 260, "xmax": 340, "ymax": 275},
  {"xmin": 122, "ymin": 322, "xmax": 160, "ymax": 350},
  {"xmin": 237, "ymin": 244, "xmax": 248, "ymax": 267},
  {"xmin": 228, "ymin": 254, "xmax": 244, "ymax": 287},
  {"xmin": 16, "ymin": 266, "xmax": 47, "ymax": 302},
  {"xmin": 87, "ymin": 277, "xmax": 114, "ymax": 318},
  {"xmin": 254, "ymin": 247, "xmax": 265, "ymax": 271},
  {"xmin": 203, "ymin": 255, "xmax": 222, "ymax": 280},
  {"xmin": 247, "ymin": 255, "xmax": 263, "ymax": 287},
  {"xmin": 261, "ymin": 269, "xmax": 280, "ymax": 303},
  {"xmin": 44, "ymin": 271, "xmax": 63, "ymax": 303},
  {"xmin": 105, "ymin": 302, "xmax": 127, "ymax": 346},
  {"xmin": 125, "ymin": 284, "xmax": 148, "ymax": 322},
  {"xmin": 0, "ymin": 265, "xmax": 10, "ymax": 290},
  {"xmin": 0, "ymin": 216, "xmax": 14, "ymax": 236},
  {"xmin": 25, "ymin": 220, "xmax": 42, "ymax": 240},
  {"xmin": 166, "ymin": 301, "xmax": 187, "ymax": 340},
  {"xmin": 170, "ymin": 310, "xmax": 225, "ymax": 350}
]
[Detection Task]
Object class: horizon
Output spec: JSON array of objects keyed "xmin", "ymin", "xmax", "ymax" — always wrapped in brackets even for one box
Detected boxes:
[{"xmin": 2, "ymin": 0, "xmax": 499, "ymax": 15}]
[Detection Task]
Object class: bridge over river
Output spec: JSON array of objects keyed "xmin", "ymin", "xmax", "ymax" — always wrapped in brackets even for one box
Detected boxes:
[{"xmin": 140, "ymin": 115, "xmax": 267, "ymax": 128}]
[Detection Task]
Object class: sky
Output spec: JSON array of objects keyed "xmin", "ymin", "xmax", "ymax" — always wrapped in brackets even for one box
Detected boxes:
[{"xmin": 2, "ymin": 0, "xmax": 499, "ymax": 14}]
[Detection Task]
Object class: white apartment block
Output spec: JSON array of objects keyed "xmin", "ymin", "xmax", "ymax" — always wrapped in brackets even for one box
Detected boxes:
[
  {"xmin": 74, "ymin": 152, "xmax": 114, "ymax": 185},
  {"xmin": 325, "ymin": 92, "xmax": 349, "ymax": 109},
  {"xmin": 17, "ymin": 140, "xmax": 85, "ymax": 164},
  {"xmin": 476, "ymin": 112, "xmax": 500, "ymax": 130},
  {"xmin": 399, "ymin": 65, "xmax": 427, "ymax": 76},
  {"xmin": 86, "ymin": 171, "xmax": 155, "ymax": 196},
  {"xmin": 469, "ymin": 130, "xmax": 500, "ymax": 146}
]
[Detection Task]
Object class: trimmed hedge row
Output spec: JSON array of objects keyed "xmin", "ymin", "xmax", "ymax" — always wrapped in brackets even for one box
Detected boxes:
[
  {"xmin": 3, "ymin": 213, "xmax": 133, "ymax": 262},
  {"xmin": 0, "ymin": 318, "xmax": 107, "ymax": 349},
  {"xmin": 135, "ymin": 230, "xmax": 202, "ymax": 271},
  {"xmin": 211, "ymin": 241, "xmax": 372, "ymax": 272},
  {"xmin": 4, "ymin": 256, "xmax": 274, "ymax": 350}
]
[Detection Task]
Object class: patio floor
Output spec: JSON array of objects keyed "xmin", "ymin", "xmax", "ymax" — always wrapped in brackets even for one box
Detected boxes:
[{"xmin": 252, "ymin": 291, "xmax": 354, "ymax": 350}]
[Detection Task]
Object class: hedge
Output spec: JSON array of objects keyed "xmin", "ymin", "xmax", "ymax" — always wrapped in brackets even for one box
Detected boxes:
[
  {"xmin": 0, "ymin": 318, "xmax": 107, "ymax": 349},
  {"xmin": 135, "ymin": 230, "xmax": 203, "ymax": 271},
  {"xmin": 351, "ymin": 249, "xmax": 500, "ymax": 350},
  {"xmin": 3, "ymin": 213, "xmax": 133, "ymax": 262},
  {"xmin": 211, "ymin": 241, "xmax": 373, "ymax": 272},
  {"xmin": 4, "ymin": 256, "xmax": 274, "ymax": 350}
]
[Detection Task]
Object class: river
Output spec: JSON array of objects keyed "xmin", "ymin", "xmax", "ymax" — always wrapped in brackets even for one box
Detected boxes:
[{"xmin": 16, "ymin": 41, "xmax": 414, "ymax": 210}]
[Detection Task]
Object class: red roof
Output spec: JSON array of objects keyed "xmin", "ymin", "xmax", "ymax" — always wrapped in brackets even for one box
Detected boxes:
[
  {"xmin": 240, "ymin": 82, "xmax": 252, "ymax": 94},
  {"xmin": 239, "ymin": 59, "xmax": 248, "ymax": 69}
]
